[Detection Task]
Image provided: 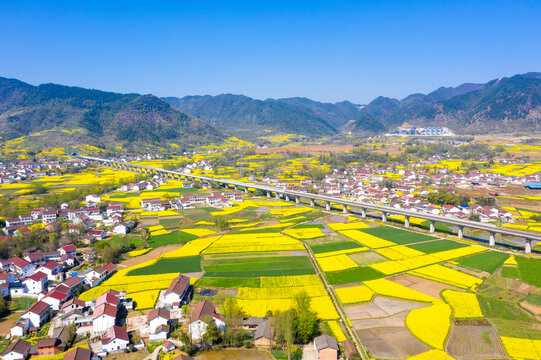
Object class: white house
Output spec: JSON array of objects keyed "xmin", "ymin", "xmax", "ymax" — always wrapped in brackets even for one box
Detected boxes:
[
  {"xmin": 101, "ymin": 325, "xmax": 129, "ymax": 353},
  {"xmin": 23, "ymin": 271, "xmax": 48, "ymax": 294},
  {"xmin": 92, "ymin": 303, "xmax": 117, "ymax": 334},
  {"xmin": 10, "ymin": 318, "xmax": 30, "ymax": 338},
  {"xmin": 21, "ymin": 301, "xmax": 50, "ymax": 328},
  {"xmin": 85, "ymin": 194, "xmax": 102, "ymax": 203},
  {"xmin": 58, "ymin": 244, "xmax": 76, "ymax": 256},
  {"xmin": 147, "ymin": 308, "xmax": 170, "ymax": 333},
  {"xmin": 38, "ymin": 261, "xmax": 63, "ymax": 282},
  {"xmin": 11, "ymin": 257, "xmax": 36, "ymax": 277},
  {"xmin": 188, "ymin": 301, "xmax": 225, "ymax": 341},
  {"xmin": 113, "ymin": 223, "xmax": 129, "ymax": 235},
  {"xmin": 163, "ymin": 275, "xmax": 190, "ymax": 307},
  {"xmin": 1, "ymin": 339, "xmax": 31, "ymax": 360}
]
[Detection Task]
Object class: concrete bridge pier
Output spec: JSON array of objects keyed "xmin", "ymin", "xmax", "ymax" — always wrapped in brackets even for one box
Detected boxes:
[
  {"xmin": 234, "ymin": 185, "xmax": 238, "ymax": 190},
  {"xmin": 275, "ymin": 192, "xmax": 280, "ymax": 199},
  {"xmin": 361, "ymin": 208, "xmax": 367, "ymax": 218},
  {"xmin": 429, "ymin": 220, "xmax": 435, "ymax": 233},
  {"xmin": 381, "ymin": 212, "xmax": 387, "ymax": 222},
  {"xmin": 525, "ymin": 239, "xmax": 532, "ymax": 254},
  {"xmin": 404, "ymin": 216, "xmax": 410, "ymax": 228},
  {"xmin": 310, "ymin": 199, "xmax": 315, "ymax": 207},
  {"xmin": 285, "ymin": 195, "xmax": 290, "ymax": 202},
  {"xmin": 457, "ymin": 226, "xmax": 464, "ymax": 239},
  {"xmin": 295, "ymin": 196, "xmax": 300, "ymax": 204},
  {"xmin": 244, "ymin": 187, "xmax": 249, "ymax": 194},
  {"xmin": 489, "ymin": 232, "xmax": 496, "ymax": 246},
  {"xmin": 325, "ymin": 201, "xmax": 331, "ymax": 211},
  {"xmin": 266, "ymin": 191, "xmax": 271, "ymax": 198},
  {"xmin": 343, "ymin": 205, "xmax": 348, "ymax": 214}
]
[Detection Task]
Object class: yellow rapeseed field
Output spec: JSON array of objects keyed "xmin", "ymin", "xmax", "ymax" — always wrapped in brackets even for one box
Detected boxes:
[
  {"xmin": 500, "ymin": 336, "xmax": 541, "ymax": 360},
  {"xmin": 364, "ymin": 278, "xmax": 438, "ymax": 303},
  {"xmin": 503, "ymin": 256, "xmax": 518, "ymax": 265},
  {"xmin": 317, "ymin": 254, "xmax": 358, "ymax": 272},
  {"xmin": 127, "ymin": 248, "xmax": 151, "ymax": 257},
  {"xmin": 375, "ymin": 245, "xmax": 425, "ymax": 260},
  {"xmin": 409, "ymin": 264, "xmax": 483, "ymax": 290},
  {"xmin": 283, "ymin": 227, "xmax": 326, "ymax": 239},
  {"xmin": 339, "ymin": 230, "xmax": 395, "ymax": 248},
  {"xmin": 335, "ymin": 285, "xmax": 374, "ymax": 304},
  {"xmin": 406, "ymin": 302, "xmax": 451, "ymax": 349},
  {"xmin": 314, "ymin": 247, "xmax": 368, "ymax": 258},
  {"xmin": 441, "ymin": 290, "xmax": 483, "ymax": 319},
  {"xmin": 202, "ymin": 233, "xmax": 304, "ymax": 254},
  {"xmin": 327, "ymin": 321, "xmax": 347, "ymax": 342},
  {"xmin": 328, "ymin": 222, "xmax": 370, "ymax": 231},
  {"xmin": 181, "ymin": 228, "xmax": 216, "ymax": 237},
  {"xmin": 407, "ymin": 349, "xmax": 456, "ymax": 360}
]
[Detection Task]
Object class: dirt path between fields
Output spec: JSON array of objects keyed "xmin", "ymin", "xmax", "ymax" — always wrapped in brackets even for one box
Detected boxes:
[{"xmin": 119, "ymin": 244, "xmax": 184, "ymax": 268}]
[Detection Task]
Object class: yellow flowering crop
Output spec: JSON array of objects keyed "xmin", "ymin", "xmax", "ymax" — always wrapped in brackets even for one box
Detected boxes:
[
  {"xmin": 335, "ymin": 285, "xmax": 374, "ymax": 304},
  {"xmin": 441, "ymin": 290, "xmax": 483, "ymax": 319},
  {"xmin": 131, "ymin": 289, "xmax": 160, "ymax": 309},
  {"xmin": 375, "ymin": 245, "xmax": 425, "ymax": 260},
  {"xmin": 202, "ymin": 233, "xmax": 304, "ymax": 254},
  {"xmin": 269, "ymin": 207, "xmax": 316, "ymax": 217},
  {"xmin": 230, "ymin": 222, "xmax": 261, "ymax": 228},
  {"xmin": 328, "ymin": 222, "xmax": 370, "ymax": 231},
  {"xmin": 317, "ymin": 254, "xmax": 358, "ymax": 272},
  {"xmin": 162, "ymin": 236, "xmax": 220, "ymax": 258},
  {"xmin": 407, "ymin": 349, "xmax": 456, "ymax": 360},
  {"xmin": 432, "ymin": 246, "xmax": 487, "ymax": 261},
  {"xmin": 279, "ymin": 216, "xmax": 306, "ymax": 222},
  {"xmin": 315, "ymin": 247, "xmax": 368, "ymax": 258},
  {"xmin": 283, "ymin": 228, "xmax": 326, "ymax": 239},
  {"xmin": 409, "ymin": 264, "xmax": 483, "ymax": 290},
  {"xmin": 181, "ymin": 228, "xmax": 216, "ymax": 237},
  {"xmin": 260, "ymin": 275, "xmax": 321, "ymax": 287},
  {"xmin": 503, "ymin": 256, "xmax": 518, "ymax": 265},
  {"xmin": 364, "ymin": 278, "xmax": 438, "ymax": 303},
  {"xmin": 194, "ymin": 220, "xmax": 215, "ymax": 225},
  {"xmin": 339, "ymin": 230, "xmax": 395, "ymax": 248},
  {"xmin": 150, "ymin": 229, "xmax": 171, "ymax": 236},
  {"xmin": 406, "ymin": 302, "xmax": 451, "ymax": 349},
  {"xmin": 239, "ymin": 222, "xmax": 295, "ymax": 231},
  {"xmin": 127, "ymin": 248, "xmax": 151, "ymax": 257},
  {"xmin": 500, "ymin": 336, "xmax": 541, "ymax": 360},
  {"xmin": 327, "ymin": 321, "xmax": 347, "ymax": 342}
]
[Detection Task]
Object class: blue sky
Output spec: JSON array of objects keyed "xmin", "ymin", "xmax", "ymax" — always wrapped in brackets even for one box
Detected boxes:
[{"xmin": 0, "ymin": 1, "xmax": 539, "ymax": 103}]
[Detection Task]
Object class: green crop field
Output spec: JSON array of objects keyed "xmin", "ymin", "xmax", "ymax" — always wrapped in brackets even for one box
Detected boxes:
[
  {"xmin": 361, "ymin": 226, "xmax": 437, "ymax": 244},
  {"xmin": 455, "ymin": 251, "xmax": 509, "ymax": 273},
  {"xmin": 477, "ymin": 295, "xmax": 534, "ymax": 322},
  {"xmin": 408, "ymin": 239, "xmax": 468, "ymax": 253},
  {"xmin": 159, "ymin": 217, "xmax": 182, "ymax": 229},
  {"xmin": 291, "ymin": 223, "xmax": 325, "ymax": 229},
  {"xmin": 311, "ymin": 241, "xmax": 364, "ymax": 254},
  {"xmin": 501, "ymin": 266, "xmax": 521, "ymax": 279},
  {"xmin": 325, "ymin": 266, "xmax": 384, "ymax": 285},
  {"xmin": 203, "ymin": 255, "xmax": 315, "ymax": 277},
  {"xmin": 128, "ymin": 255, "xmax": 202, "ymax": 275},
  {"xmin": 147, "ymin": 230, "xmax": 184, "ymax": 247},
  {"xmin": 199, "ymin": 277, "xmax": 261, "ymax": 288},
  {"xmin": 516, "ymin": 257, "xmax": 541, "ymax": 287}
]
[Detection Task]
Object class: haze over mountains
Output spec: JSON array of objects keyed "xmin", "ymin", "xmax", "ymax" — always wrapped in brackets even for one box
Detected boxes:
[{"xmin": 0, "ymin": 72, "xmax": 539, "ymax": 147}]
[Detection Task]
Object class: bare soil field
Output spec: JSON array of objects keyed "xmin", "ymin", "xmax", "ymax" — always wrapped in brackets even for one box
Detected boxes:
[
  {"xmin": 356, "ymin": 327, "xmax": 430, "ymax": 360},
  {"xmin": 521, "ymin": 300, "xmax": 541, "ymax": 319},
  {"xmin": 389, "ymin": 274, "xmax": 461, "ymax": 300},
  {"xmin": 446, "ymin": 323, "xmax": 506, "ymax": 360},
  {"xmin": 255, "ymin": 144, "xmax": 354, "ymax": 154},
  {"xmin": 139, "ymin": 217, "xmax": 159, "ymax": 226},
  {"xmin": 119, "ymin": 244, "xmax": 183, "ymax": 268},
  {"xmin": 344, "ymin": 296, "xmax": 426, "ymax": 321},
  {"xmin": 348, "ymin": 251, "xmax": 389, "ymax": 267},
  {"xmin": 0, "ymin": 313, "xmax": 21, "ymax": 336}
]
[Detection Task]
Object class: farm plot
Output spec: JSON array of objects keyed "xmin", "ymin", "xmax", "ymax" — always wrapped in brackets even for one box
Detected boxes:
[
  {"xmin": 409, "ymin": 264, "xmax": 483, "ymax": 290},
  {"xmin": 311, "ymin": 241, "xmax": 365, "ymax": 255},
  {"xmin": 325, "ymin": 266, "xmax": 384, "ymax": 285},
  {"xmin": 360, "ymin": 226, "xmax": 437, "ymax": 245},
  {"xmin": 128, "ymin": 256, "xmax": 202, "ymax": 276},
  {"xmin": 407, "ymin": 239, "xmax": 470, "ymax": 254},
  {"xmin": 202, "ymin": 233, "xmax": 304, "ymax": 254},
  {"xmin": 283, "ymin": 227, "xmax": 326, "ymax": 239},
  {"xmin": 344, "ymin": 296, "xmax": 430, "ymax": 359},
  {"xmin": 454, "ymin": 251, "xmax": 509, "ymax": 273},
  {"xmin": 446, "ymin": 323, "xmax": 505, "ymax": 360},
  {"xmin": 203, "ymin": 255, "xmax": 315, "ymax": 277}
]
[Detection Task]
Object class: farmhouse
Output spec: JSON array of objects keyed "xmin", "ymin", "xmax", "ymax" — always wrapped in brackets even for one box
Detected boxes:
[
  {"xmin": 21, "ymin": 301, "xmax": 50, "ymax": 328},
  {"xmin": 163, "ymin": 275, "xmax": 191, "ymax": 307},
  {"xmin": 314, "ymin": 335, "xmax": 339, "ymax": 360},
  {"xmin": 101, "ymin": 325, "xmax": 129, "ymax": 353},
  {"xmin": 1, "ymin": 339, "xmax": 31, "ymax": 360},
  {"xmin": 188, "ymin": 301, "xmax": 225, "ymax": 340}
]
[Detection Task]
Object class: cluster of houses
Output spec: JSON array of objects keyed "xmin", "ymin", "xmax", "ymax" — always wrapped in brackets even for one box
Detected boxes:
[
  {"xmin": 0, "ymin": 158, "xmax": 89, "ymax": 184},
  {"xmin": 4, "ymin": 194, "xmax": 133, "ymax": 242},
  {"xmin": 140, "ymin": 190, "xmax": 244, "ymax": 212}
]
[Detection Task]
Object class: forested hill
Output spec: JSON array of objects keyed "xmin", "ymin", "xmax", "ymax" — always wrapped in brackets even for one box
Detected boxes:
[
  {"xmin": 0, "ymin": 77, "xmax": 221, "ymax": 147},
  {"xmin": 347, "ymin": 73, "xmax": 541, "ymax": 133},
  {"xmin": 163, "ymin": 94, "xmax": 385, "ymax": 137}
]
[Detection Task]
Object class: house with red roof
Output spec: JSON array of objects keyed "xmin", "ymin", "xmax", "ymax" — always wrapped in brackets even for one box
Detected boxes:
[
  {"xmin": 21, "ymin": 301, "xmax": 50, "ymax": 328},
  {"xmin": 58, "ymin": 244, "xmax": 76, "ymax": 256},
  {"xmin": 101, "ymin": 325, "xmax": 129, "ymax": 353},
  {"xmin": 92, "ymin": 303, "xmax": 117, "ymax": 334},
  {"xmin": 23, "ymin": 271, "xmax": 48, "ymax": 294},
  {"xmin": 188, "ymin": 301, "xmax": 225, "ymax": 340},
  {"xmin": 41, "ymin": 289, "xmax": 70, "ymax": 311},
  {"xmin": 11, "ymin": 257, "xmax": 35, "ymax": 277},
  {"xmin": 38, "ymin": 261, "xmax": 63, "ymax": 282}
]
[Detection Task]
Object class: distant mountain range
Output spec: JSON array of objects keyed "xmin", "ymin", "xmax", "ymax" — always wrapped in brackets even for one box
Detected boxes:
[
  {"xmin": 0, "ymin": 72, "xmax": 539, "ymax": 148},
  {"xmin": 346, "ymin": 72, "xmax": 541, "ymax": 133},
  {"xmin": 0, "ymin": 77, "xmax": 220, "ymax": 148}
]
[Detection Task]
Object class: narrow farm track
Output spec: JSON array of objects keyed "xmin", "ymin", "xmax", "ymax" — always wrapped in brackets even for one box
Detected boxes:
[{"xmin": 280, "ymin": 218, "xmax": 370, "ymax": 360}]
